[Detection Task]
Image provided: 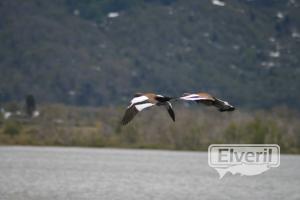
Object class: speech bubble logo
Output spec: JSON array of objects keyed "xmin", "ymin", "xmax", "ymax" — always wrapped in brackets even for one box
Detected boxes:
[{"xmin": 208, "ymin": 144, "xmax": 280, "ymax": 179}]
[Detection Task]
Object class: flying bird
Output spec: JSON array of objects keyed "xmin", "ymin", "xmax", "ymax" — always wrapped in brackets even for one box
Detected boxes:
[
  {"xmin": 180, "ymin": 93, "xmax": 235, "ymax": 112},
  {"xmin": 121, "ymin": 93, "xmax": 175, "ymax": 125}
]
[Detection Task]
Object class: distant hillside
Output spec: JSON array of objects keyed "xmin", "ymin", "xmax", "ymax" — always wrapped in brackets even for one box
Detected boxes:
[{"xmin": 0, "ymin": 0, "xmax": 299, "ymax": 108}]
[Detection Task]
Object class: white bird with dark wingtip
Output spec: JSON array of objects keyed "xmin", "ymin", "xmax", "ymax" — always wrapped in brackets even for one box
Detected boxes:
[
  {"xmin": 121, "ymin": 93, "xmax": 175, "ymax": 125},
  {"xmin": 180, "ymin": 92, "xmax": 235, "ymax": 112}
]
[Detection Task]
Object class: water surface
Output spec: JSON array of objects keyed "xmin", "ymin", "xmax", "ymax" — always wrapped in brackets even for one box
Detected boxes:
[{"xmin": 0, "ymin": 146, "xmax": 299, "ymax": 200}]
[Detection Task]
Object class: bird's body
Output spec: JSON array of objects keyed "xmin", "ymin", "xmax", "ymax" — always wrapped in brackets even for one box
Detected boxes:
[
  {"xmin": 121, "ymin": 93, "xmax": 175, "ymax": 125},
  {"xmin": 180, "ymin": 92, "xmax": 235, "ymax": 112}
]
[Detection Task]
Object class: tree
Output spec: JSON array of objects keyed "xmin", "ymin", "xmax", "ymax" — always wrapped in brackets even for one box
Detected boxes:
[{"xmin": 25, "ymin": 95, "xmax": 36, "ymax": 117}]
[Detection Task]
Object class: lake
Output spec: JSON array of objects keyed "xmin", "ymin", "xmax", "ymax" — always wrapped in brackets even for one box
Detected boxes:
[{"xmin": 0, "ymin": 146, "xmax": 299, "ymax": 200}]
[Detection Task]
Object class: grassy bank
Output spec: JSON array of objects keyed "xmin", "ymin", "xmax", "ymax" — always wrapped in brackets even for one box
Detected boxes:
[{"xmin": 0, "ymin": 104, "xmax": 299, "ymax": 153}]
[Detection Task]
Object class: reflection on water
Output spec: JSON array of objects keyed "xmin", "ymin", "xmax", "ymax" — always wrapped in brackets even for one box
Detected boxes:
[{"xmin": 0, "ymin": 146, "xmax": 299, "ymax": 200}]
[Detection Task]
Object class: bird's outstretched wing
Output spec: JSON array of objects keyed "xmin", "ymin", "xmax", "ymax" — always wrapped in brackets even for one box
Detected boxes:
[
  {"xmin": 121, "ymin": 105, "xmax": 139, "ymax": 125},
  {"xmin": 164, "ymin": 102, "xmax": 175, "ymax": 121},
  {"xmin": 180, "ymin": 93, "xmax": 214, "ymax": 101},
  {"xmin": 180, "ymin": 93, "xmax": 235, "ymax": 112},
  {"xmin": 121, "ymin": 96, "xmax": 154, "ymax": 125},
  {"xmin": 212, "ymin": 97, "xmax": 235, "ymax": 112}
]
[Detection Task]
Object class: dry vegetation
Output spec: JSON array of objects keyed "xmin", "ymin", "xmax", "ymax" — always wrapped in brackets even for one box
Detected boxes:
[{"xmin": 0, "ymin": 104, "xmax": 299, "ymax": 153}]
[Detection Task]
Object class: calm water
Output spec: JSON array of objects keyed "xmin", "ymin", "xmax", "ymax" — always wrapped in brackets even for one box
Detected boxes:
[{"xmin": 0, "ymin": 146, "xmax": 299, "ymax": 200}]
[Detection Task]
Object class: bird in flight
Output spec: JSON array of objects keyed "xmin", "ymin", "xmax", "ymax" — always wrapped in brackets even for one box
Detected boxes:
[
  {"xmin": 121, "ymin": 93, "xmax": 175, "ymax": 125},
  {"xmin": 180, "ymin": 92, "xmax": 235, "ymax": 112}
]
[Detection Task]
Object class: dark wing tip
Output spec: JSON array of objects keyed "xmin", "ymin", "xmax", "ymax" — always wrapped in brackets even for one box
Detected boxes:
[
  {"xmin": 166, "ymin": 102, "xmax": 175, "ymax": 122},
  {"xmin": 169, "ymin": 109, "xmax": 175, "ymax": 121},
  {"xmin": 121, "ymin": 117, "xmax": 130, "ymax": 125},
  {"xmin": 229, "ymin": 106, "xmax": 235, "ymax": 111},
  {"xmin": 121, "ymin": 106, "xmax": 139, "ymax": 125},
  {"xmin": 218, "ymin": 106, "xmax": 235, "ymax": 112}
]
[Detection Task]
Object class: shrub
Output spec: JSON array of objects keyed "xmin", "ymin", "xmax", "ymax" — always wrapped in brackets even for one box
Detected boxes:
[{"xmin": 3, "ymin": 121, "xmax": 22, "ymax": 136}]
